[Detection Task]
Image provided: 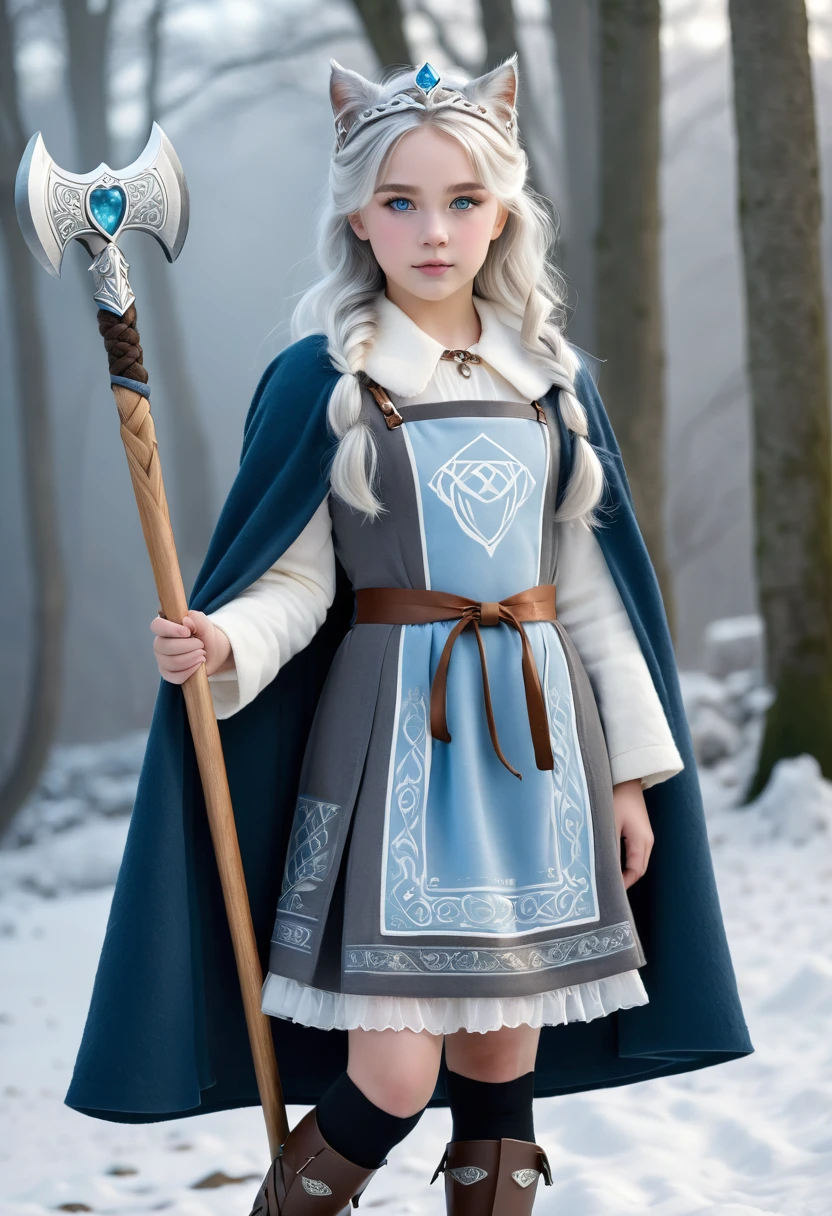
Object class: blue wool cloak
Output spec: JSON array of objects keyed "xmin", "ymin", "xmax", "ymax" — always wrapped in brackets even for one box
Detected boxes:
[{"xmin": 65, "ymin": 334, "xmax": 753, "ymax": 1122}]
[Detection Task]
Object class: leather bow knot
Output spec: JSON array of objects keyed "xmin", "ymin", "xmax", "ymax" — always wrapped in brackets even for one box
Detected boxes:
[
  {"xmin": 354, "ymin": 585, "xmax": 558, "ymax": 780},
  {"xmin": 477, "ymin": 601, "xmax": 501, "ymax": 627}
]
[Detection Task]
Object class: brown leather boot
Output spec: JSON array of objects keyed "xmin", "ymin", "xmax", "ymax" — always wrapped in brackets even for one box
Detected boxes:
[
  {"xmin": 248, "ymin": 1107, "xmax": 385, "ymax": 1215},
  {"xmin": 430, "ymin": 1137, "xmax": 553, "ymax": 1213}
]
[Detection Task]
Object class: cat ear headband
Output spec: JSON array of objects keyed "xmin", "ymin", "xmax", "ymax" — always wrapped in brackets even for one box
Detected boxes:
[{"xmin": 330, "ymin": 56, "xmax": 519, "ymax": 154}]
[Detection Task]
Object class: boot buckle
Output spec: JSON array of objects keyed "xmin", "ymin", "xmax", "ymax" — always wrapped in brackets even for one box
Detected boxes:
[
  {"xmin": 429, "ymin": 1145, "xmax": 448, "ymax": 1184},
  {"xmin": 351, "ymin": 1158, "xmax": 386, "ymax": 1206}
]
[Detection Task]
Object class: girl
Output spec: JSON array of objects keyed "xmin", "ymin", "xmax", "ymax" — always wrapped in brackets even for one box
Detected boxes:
[{"xmin": 68, "ymin": 56, "xmax": 753, "ymax": 1216}]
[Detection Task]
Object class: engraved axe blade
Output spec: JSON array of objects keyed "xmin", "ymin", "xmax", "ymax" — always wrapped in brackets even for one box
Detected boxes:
[{"xmin": 15, "ymin": 121, "xmax": 188, "ymax": 314}]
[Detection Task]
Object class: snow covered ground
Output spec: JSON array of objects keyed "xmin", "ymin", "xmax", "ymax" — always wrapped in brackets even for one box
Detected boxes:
[{"xmin": 1, "ymin": 619, "xmax": 831, "ymax": 1214}]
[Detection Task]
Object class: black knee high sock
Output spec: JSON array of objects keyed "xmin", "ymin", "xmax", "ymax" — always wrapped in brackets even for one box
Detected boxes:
[
  {"xmin": 445, "ymin": 1068, "xmax": 536, "ymax": 1143},
  {"xmin": 314, "ymin": 1069, "xmax": 426, "ymax": 1169}
]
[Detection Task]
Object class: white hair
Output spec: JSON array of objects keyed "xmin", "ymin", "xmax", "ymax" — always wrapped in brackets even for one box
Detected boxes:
[{"xmin": 290, "ymin": 56, "xmax": 605, "ymax": 528}]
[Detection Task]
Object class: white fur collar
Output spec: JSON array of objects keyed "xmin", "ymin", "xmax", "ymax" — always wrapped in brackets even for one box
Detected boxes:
[{"xmin": 362, "ymin": 290, "xmax": 554, "ymax": 400}]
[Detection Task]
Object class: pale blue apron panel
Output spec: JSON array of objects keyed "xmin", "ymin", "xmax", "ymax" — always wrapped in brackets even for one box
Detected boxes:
[{"xmin": 381, "ymin": 619, "xmax": 598, "ymax": 937}]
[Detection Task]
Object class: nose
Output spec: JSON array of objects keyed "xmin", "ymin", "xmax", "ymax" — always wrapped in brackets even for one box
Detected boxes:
[{"xmin": 419, "ymin": 211, "xmax": 449, "ymax": 250}]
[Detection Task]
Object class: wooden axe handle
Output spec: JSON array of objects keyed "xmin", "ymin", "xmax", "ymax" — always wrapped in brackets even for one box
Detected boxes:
[{"xmin": 109, "ymin": 370, "xmax": 287, "ymax": 1157}]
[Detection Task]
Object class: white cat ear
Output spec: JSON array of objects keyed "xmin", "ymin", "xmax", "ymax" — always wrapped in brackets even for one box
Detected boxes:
[
  {"xmin": 329, "ymin": 59, "xmax": 385, "ymax": 125},
  {"xmin": 464, "ymin": 53, "xmax": 519, "ymax": 116}
]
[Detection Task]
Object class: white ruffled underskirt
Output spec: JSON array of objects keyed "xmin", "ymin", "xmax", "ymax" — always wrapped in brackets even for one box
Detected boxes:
[{"xmin": 261, "ymin": 968, "xmax": 649, "ymax": 1035}]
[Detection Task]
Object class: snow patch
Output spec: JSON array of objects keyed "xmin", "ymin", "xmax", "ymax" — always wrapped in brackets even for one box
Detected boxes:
[
  {"xmin": 703, "ymin": 614, "xmax": 764, "ymax": 679},
  {"xmin": 744, "ymin": 754, "xmax": 832, "ymax": 845}
]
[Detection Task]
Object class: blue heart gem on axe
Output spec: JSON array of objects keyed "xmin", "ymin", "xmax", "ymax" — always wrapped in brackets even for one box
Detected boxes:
[{"xmin": 88, "ymin": 186, "xmax": 127, "ymax": 235}]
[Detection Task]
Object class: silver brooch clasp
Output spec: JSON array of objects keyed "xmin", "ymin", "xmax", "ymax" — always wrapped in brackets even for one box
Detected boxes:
[{"xmin": 441, "ymin": 349, "xmax": 483, "ymax": 378}]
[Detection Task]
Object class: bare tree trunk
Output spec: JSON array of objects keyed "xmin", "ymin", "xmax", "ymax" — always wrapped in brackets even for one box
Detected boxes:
[
  {"xmin": 480, "ymin": 0, "xmax": 516, "ymax": 57},
  {"xmin": 61, "ymin": 0, "xmax": 113, "ymax": 172},
  {"xmin": 478, "ymin": 0, "xmax": 551, "ymax": 203},
  {"xmin": 549, "ymin": 0, "xmax": 600, "ymax": 353},
  {"xmin": 0, "ymin": 0, "xmax": 67, "ymax": 837},
  {"xmin": 728, "ymin": 0, "xmax": 832, "ymax": 794},
  {"xmin": 139, "ymin": 0, "xmax": 214, "ymax": 595},
  {"xmin": 349, "ymin": 0, "xmax": 411, "ymax": 67},
  {"xmin": 596, "ymin": 0, "xmax": 674, "ymax": 635}
]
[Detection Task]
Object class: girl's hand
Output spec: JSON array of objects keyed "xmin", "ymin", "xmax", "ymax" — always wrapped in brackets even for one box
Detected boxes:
[
  {"xmin": 613, "ymin": 778, "xmax": 654, "ymax": 890},
  {"xmin": 150, "ymin": 609, "xmax": 233, "ymax": 684}
]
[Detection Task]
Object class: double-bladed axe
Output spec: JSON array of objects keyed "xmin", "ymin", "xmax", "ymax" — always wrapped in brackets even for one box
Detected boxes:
[{"xmin": 15, "ymin": 122, "xmax": 287, "ymax": 1155}]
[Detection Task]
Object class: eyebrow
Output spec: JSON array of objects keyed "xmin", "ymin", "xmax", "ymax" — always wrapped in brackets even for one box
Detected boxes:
[{"xmin": 374, "ymin": 181, "xmax": 487, "ymax": 195}]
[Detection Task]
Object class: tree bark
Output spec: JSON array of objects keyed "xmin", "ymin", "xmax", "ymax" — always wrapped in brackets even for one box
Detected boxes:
[
  {"xmin": 596, "ymin": 0, "xmax": 674, "ymax": 634},
  {"xmin": 549, "ymin": 0, "xmax": 601, "ymax": 354},
  {"xmin": 61, "ymin": 0, "xmax": 114, "ymax": 173},
  {"xmin": 140, "ymin": 0, "xmax": 214, "ymax": 595},
  {"xmin": 0, "ymin": 0, "xmax": 67, "ymax": 838},
  {"xmin": 728, "ymin": 0, "xmax": 832, "ymax": 794},
  {"xmin": 349, "ymin": 0, "xmax": 411, "ymax": 67},
  {"xmin": 479, "ymin": 0, "xmax": 551, "ymax": 203}
]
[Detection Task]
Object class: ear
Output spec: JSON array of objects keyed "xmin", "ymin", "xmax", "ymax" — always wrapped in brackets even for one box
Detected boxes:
[
  {"xmin": 330, "ymin": 59, "xmax": 386, "ymax": 135},
  {"xmin": 347, "ymin": 210, "xmax": 370, "ymax": 241},
  {"xmin": 492, "ymin": 201, "xmax": 510, "ymax": 240},
  {"xmin": 464, "ymin": 53, "xmax": 518, "ymax": 117}
]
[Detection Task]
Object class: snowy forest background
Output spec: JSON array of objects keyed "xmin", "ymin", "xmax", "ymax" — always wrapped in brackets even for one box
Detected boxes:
[{"xmin": 2, "ymin": 0, "xmax": 832, "ymax": 1212}]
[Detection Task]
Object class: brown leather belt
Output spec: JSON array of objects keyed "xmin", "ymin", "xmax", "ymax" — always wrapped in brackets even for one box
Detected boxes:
[{"xmin": 354, "ymin": 584, "xmax": 557, "ymax": 780}]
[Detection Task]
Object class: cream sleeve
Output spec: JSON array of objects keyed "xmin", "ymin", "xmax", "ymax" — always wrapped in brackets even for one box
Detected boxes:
[
  {"xmin": 205, "ymin": 496, "xmax": 336, "ymax": 719},
  {"xmin": 555, "ymin": 518, "xmax": 685, "ymax": 789}
]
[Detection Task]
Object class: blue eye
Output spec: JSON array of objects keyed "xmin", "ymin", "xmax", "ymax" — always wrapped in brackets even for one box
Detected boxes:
[{"xmin": 384, "ymin": 196, "xmax": 482, "ymax": 212}]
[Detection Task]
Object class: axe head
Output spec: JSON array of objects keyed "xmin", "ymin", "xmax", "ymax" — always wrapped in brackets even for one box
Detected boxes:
[{"xmin": 15, "ymin": 121, "xmax": 189, "ymax": 278}]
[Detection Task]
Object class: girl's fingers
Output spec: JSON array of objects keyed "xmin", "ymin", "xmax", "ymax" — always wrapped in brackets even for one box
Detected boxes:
[
  {"xmin": 151, "ymin": 616, "xmax": 193, "ymax": 637},
  {"xmin": 152, "ymin": 613, "xmax": 208, "ymax": 683},
  {"xmin": 156, "ymin": 650, "xmax": 205, "ymax": 672},
  {"xmin": 154, "ymin": 636, "xmax": 205, "ymax": 657},
  {"xmin": 620, "ymin": 831, "xmax": 642, "ymax": 890},
  {"xmin": 161, "ymin": 650, "xmax": 206, "ymax": 673},
  {"xmin": 620, "ymin": 835, "xmax": 651, "ymax": 889},
  {"xmin": 166, "ymin": 659, "xmax": 206, "ymax": 684}
]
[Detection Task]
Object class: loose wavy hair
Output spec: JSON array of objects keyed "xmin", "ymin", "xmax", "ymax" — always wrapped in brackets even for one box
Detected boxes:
[{"xmin": 290, "ymin": 55, "xmax": 605, "ymax": 528}]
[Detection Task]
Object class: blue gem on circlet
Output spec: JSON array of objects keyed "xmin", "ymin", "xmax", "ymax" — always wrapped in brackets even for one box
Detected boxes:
[
  {"xmin": 415, "ymin": 62, "xmax": 441, "ymax": 94},
  {"xmin": 88, "ymin": 186, "xmax": 127, "ymax": 236}
]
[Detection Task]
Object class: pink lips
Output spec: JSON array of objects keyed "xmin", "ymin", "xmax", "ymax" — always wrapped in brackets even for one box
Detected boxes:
[{"xmin": 416, "ymin": 263, "xmax": 452, "ymax": 276}]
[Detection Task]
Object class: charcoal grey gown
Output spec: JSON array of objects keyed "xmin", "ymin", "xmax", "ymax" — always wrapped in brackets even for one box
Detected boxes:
[{"xmin": 259, "ymin": 375, "xmax": 651, "ymax": 1035}]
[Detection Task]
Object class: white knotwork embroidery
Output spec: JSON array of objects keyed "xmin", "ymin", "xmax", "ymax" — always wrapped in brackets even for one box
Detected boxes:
[
  {"xmin": 346, "ymin": 922, "xmax": 634, "ymax": 975},
  {"xmin": 428, "ymin": 433, "xmax": 536, "ymax": 555},
  {"xmin": 272, "ymin": 919, "xmax": 312, "ymax": 952},
  {"xmin": 300, "ymin": 1175, "xmax": 333, "ymax": 1195},
  {"xmin": 449, "ymin": 1166, "xmax": 488, "ymax": 1185},
  {"xmin": 277, "ymin": 796, "xmax": 341, "ymax": 913},
  {"xmin": 512, "ymin": 1169, "xmax": 539, "ymax": 1188},
  {"xmin": 387, "ymin": 687, "xmax": 430, "ymax": 929}
]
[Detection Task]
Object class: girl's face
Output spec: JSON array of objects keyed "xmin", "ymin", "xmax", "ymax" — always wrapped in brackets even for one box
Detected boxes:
[{"xmin": 348, "ymin": 125, "xmax": 508, "ymax": 303}]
